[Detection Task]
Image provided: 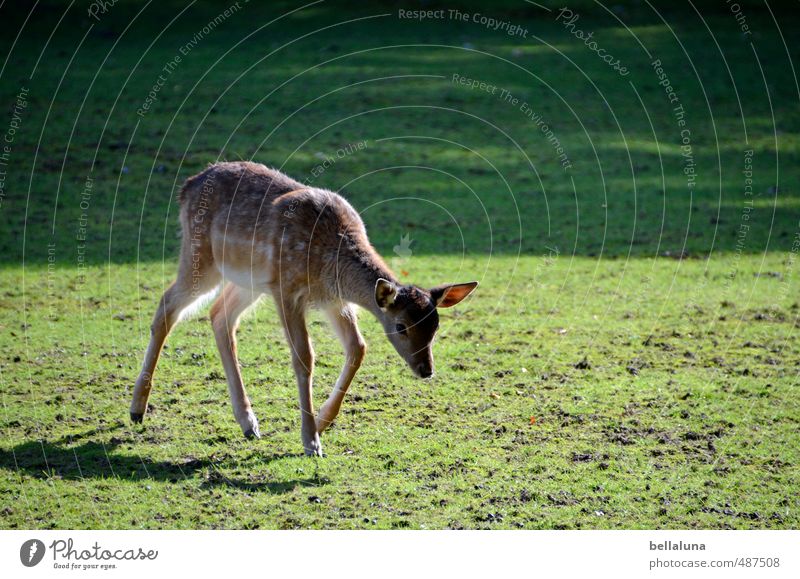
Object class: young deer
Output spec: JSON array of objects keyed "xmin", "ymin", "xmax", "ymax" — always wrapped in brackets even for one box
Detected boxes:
[{"xmin": 130, "ymin": 161, "xmax": 477, "ymax": 456}]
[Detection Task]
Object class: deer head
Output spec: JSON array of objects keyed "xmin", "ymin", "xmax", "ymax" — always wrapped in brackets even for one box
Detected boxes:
[{"xmin": 374, "ymin": 279, "xmax": 478, "ymax": 378}]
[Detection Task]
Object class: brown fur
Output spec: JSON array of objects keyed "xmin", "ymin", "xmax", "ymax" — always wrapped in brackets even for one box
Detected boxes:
[{"xmin": 131, "ymin": 161, "xmax": 477, "ymax": 456}]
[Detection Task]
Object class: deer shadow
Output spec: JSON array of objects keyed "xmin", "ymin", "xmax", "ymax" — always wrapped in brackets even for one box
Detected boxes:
[{"xmin": 0, "ymin": 429, "xmax": 323, "ymax": 495}]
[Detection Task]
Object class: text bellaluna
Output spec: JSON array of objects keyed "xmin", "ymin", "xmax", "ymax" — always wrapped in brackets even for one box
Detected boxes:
[{"xmin": 650, "ymin": 540, "xmax": 706, "ymax": 551}]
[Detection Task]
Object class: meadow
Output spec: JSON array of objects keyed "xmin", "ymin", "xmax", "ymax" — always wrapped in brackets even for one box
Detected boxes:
[{"xmin": 0, "ymin": 0, "xmax": 798, "ymax": 529}]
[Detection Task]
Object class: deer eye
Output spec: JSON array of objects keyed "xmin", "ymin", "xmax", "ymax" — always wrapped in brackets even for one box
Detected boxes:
[{"xmin": 395, "ymin": 323, "xmax": 408, "ymax": 335}]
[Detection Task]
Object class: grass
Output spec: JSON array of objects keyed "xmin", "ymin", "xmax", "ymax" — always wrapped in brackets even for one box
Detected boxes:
[{"xmin": 0, "ymin": 0, "xmax": 798, "ymax": 529}]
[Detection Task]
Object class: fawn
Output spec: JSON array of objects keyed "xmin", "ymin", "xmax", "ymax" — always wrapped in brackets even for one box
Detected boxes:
[{"xmin": 130, "ymin": 161, "xmax": 477, "ymax": 456}]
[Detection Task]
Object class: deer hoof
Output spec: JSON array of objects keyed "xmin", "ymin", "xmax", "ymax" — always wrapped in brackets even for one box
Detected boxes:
[
  {"xmin": 244, "ymin": 427, "xmax": 261, "ymax": 439},
  {"xmin": 130, "ymin": 412, "xmax": 144, "ymax": 424},
  {"xmin": 303, "ymin": 439, "xmax": 324, "ymax": 457}
]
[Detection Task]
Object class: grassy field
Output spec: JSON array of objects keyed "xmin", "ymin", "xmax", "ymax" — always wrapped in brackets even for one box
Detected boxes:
[{"xmin": 1, "ymin": 0, "xmax": 798, "ymax": 529}]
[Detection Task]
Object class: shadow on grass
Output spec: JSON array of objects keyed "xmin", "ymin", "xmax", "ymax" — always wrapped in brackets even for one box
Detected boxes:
[
  {"xmin": 0, "ymin": 432, "xmax": 323, "ymax": 495},
  {"xmin": 2, "ymin": 2, "xmax": 798, "ymax": 266}
]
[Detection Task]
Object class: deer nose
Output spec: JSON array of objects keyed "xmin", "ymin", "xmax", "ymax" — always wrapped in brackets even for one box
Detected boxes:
[{"xmin": 416, "ymin": 364, "xmax": 434, "ymax": 379}]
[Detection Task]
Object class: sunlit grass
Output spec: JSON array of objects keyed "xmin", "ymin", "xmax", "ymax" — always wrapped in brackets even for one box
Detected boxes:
[{"xmin": 0, "ymin": 0, "xmax": 798, "ymax": 529}]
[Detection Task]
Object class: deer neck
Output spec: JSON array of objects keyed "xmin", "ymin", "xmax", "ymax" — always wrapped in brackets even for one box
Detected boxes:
[{"xmin": 337, "ymin": 247, "xmax": 397, "ymax": 317}]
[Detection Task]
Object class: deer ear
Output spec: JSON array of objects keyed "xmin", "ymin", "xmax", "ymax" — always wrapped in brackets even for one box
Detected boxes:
[
  {"xmin": 375, "ymin": 278, "xmax": 398, "ymax": 310},
  {"xmin": 430, "ymin": 281, "xmax": 478, "ymax": 308}
]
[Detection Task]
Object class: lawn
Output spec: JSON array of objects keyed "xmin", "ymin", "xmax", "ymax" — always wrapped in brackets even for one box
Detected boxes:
[{"xmin": 0, "ymin": 0, "xmax": 798, "ymax": 529}]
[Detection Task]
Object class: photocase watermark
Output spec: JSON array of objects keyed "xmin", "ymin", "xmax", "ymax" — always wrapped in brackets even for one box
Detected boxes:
[
  {"xmin": 20, "ymin": 539, "xmax": 46, "ymax": 567},
  {"xmin": 46, "ymin": 241, "xmax": 58, "ymax": 326},
  {"xmin": 532, "ymin": 244, "xmax": 560, "ymax": 284},
  {"xmin": 189, "ymin": 172, "xmax": 215, "ymax": 298},
  {"xmin": 283, "ymin": 140, "xmax": 369, "ymax": 221},
  {"xmin": 306, "ymin": 140, "xmax": 369, "ymax": 184},
  {"xmin": 0, "ymin": 86, "xmax": 29, "ymax": 210},
  {"xmin": 137, "ymin": 1, "xmax": 245, "ymax": 117},
  {"xmin": 555, "ymin": 8, "xmax": 629, "ymax": 76},
  {"xmin": 726, "ymin": 0, "xmax": 752, "ymax": 37},
  {"xmin": 452, "ymin": 74, "xmax": 572, "ymax": 171},
  {"xmin": 724, "ymin": 149, "xmax": 755, "ymax": 287},
  {"xmin": 391, "ymin": 232, "xmax": 414, "ymax": 273},
  {"xmin": 397, "ymin": 5, "xmax": 626, "ymax": 78},
  {"xmin": 19, "ymin": 538, "xmax": 158, "ymax": 571},
  {"xmin": 651, "ymin": 59, "xmax": 696, "ymax": 191},
  {"xmin": 87, "ymin": 0, "xmax": 119, "ymax": 21},
  {"xmin": 398, "ymin": 8, "xmax": 529, "ymax": 38},
  {"xmin": 76, "ymin": 174, "xmax": 94, "ymax": 286}
]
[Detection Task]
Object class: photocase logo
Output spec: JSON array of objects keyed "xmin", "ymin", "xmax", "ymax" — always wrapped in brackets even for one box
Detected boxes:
[
  {"xmin": 20, "ymin": 539, "xmax": 45, "ymax": 567},
  {"xmin": 391, "ymin": 233, "xmax": 414, "ymax": 274}
]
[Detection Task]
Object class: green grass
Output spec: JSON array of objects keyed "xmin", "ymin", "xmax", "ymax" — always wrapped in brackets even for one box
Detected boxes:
[{"xmin": 0, "ymin": 0, "xmax": 798, "ymax": 529}]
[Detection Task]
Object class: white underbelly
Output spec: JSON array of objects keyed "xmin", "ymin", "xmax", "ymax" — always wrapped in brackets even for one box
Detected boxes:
[
  {"xmin": 219, "ymin": 263, "xmax": 273, "ymax": 291},
  {"xmin": 212, "ymin": 233, "xmax": 276, "ymax": 291}
]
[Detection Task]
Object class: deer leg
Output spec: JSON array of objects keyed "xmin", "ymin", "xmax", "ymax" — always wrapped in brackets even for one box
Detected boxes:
[
  {"xmin": 130, "ymin": 270, "xmax": 220, "ymax": 422},
  {"xmin": 210, "ymin": 283, "xmax": 262, "ymax": 439},
  {"xmin": 317, "ymin": 304, "xmax": 366, "ymax": 434},
  {"xmin": 275, "ymin": 298, "xmax": 321, "ymax": 456}
]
